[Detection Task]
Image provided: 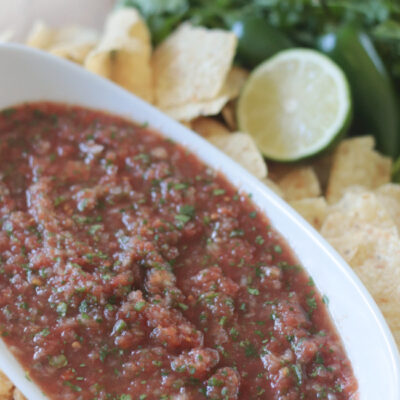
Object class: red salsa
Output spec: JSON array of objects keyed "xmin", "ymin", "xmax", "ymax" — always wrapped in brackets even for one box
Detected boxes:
[{"xmin": 0, "ymin": 103, "xmax": 357, "ymax": 400}]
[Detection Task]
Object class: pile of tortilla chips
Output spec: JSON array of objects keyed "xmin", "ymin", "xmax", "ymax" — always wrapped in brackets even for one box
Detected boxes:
[
  {"xmin": 0, "ymin": 371, "xmax": 23, "ymax": 400},
  {"xmin": 1, "ymin": 6, "xmax": 400, "ymax": 397}
]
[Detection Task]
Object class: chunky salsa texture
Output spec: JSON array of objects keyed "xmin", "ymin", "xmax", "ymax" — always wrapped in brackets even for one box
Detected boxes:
[{"xmin": 0, "ymin": 103, "xmax": 357, "ymax": 400}]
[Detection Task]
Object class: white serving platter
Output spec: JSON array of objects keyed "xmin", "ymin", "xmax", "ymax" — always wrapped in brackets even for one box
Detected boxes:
[{"xmin": 0, "ymin": 43, "xmax": 399, "ymax": 400}]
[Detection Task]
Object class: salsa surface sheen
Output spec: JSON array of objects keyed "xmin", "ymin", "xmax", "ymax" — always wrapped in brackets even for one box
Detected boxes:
[{"xmin": 0, "ymin": 103, "xmax": 357, "ymax": 400}]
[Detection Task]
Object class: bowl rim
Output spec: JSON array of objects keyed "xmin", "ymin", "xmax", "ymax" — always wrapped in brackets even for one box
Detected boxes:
[{"xmin": 0, "ymin": 43, "xmax": 399, "ymax": 400}]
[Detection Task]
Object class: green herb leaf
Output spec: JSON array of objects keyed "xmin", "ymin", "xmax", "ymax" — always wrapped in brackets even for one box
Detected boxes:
[
  {"xmin": 247, "ymin": 287, "xmax": 259, "ymax": 296},
  {"xmin": 113, "ymin": 319, "xmax": 128, "ymax": 334}
]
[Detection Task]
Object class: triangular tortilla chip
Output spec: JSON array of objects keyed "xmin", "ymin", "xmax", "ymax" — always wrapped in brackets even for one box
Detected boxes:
[
  {"xmin": 326, "ymin": 136, "xmax": 391, "ymax": 203},
  {"xmin": 162, "ymin": 67, "xmax": 246, "ymax": 121},
  {"xmin": 85, "ymin": 9, "xmax": 153, "ymax": 103},
  {"xmin": 208, "ymin": 132, "xmax": 267, "ymax": 179},
  {"xmin": 27, "ymin": 21, "xmax": 98, "ymax": 64},
  {"xmin": 153, "ymin": 23, "xmax": 237, "ymax": 109}
]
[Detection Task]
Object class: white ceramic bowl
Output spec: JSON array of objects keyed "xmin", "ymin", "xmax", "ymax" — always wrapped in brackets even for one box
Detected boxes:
[{"xmin": 0, "ymin": 44, "xmax": 399, "ymax": 400}]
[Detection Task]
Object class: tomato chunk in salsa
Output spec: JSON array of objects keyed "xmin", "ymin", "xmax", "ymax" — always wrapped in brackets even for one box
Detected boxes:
[{"xmin": 0, "ymin": 103, "xmax": 357, "ymax": 400}]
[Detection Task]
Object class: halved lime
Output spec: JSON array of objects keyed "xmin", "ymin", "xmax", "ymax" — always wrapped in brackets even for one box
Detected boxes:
[{"xmin": 237, "ymin": 48, "xmax": 351, "ymax": 161}]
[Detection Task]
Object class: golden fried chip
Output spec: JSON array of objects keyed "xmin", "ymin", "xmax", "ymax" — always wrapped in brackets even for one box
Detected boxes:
[
  {"xmin": 163, "ymin": 96, "xmax": 230, "ymax": 121},
  {"xmin": 26, "ymin": 21, "xmax": 98, "ymax": 64},
  {"xmin": 266, "ymin": 162, "xmax": 298, "ymax": 182},
  {"xmin": 153, "ymin": 23, "xmax": 237, "ymax": 110},
  {"xmin": 375, "ymin": 184, "xmax": 400, "ymax": 233},
  {"xmin": 261, "ymin": 178, "xmax": 284, "ymax": 198},
  {"xmin": 324, "ymin": 227, "xmax": 400, "ymax": 347},
  {"xmin": 192, "ymin": 117, "xmax": 230, "ymax": 138},
  {"xmin": 86, "ymin": 40, "xmax": 152, "ymax": 101},
  {"xmin": 289, "ymin": 197, "xmax": 327, "ymax": 230},
  {"xmin": 224, "ymin": 67, "xmax": 248, "ymax": 98},
  {"xmin": 326, "ymin": 136, "xmax": 392, "ymax": 203},
  {"xmin": 0, "ymin": 370, "xmax": 13, "ymax": 398},
  {"xmin": 51, "ymin": 35, "xmax": 98, "ymax": 64},
  {"xmin": 13, "ymin": 388, "xmax": 26, "ymax": 400},
  {"xmin": 180, "ymin": 120, "xmax": 192, "ymax": 129},
  {"xmin": 320, "ymin": 188, "xmax": 400, "ymax": 346},
  {"xmin": 105, "ymin": 7, "xmax": 151, "ymax": 48},
  {"xmin": 311, "ymin": 151, "xmax": 333, "ymax": 193},
  {"xmin": 277, "ymin": 167, "xmax": 321, "ymax": 201},
  {"xmin": 326, "ymin": 235, "xmax": 360, "ymax": 264},
  {"xmin": 323, "ymin": 186, "xmax": 399, "ymax": 259},
  {"xmin": 321, "ymin": 189, "xmax": 396, "ymax": 237},
  {"xmin": 349, "ymin": 228, "xmax": 400, "ymax": 348},
  {"xmin": 85, "ymin": 9, "xmax": 153, "ymax": 103},
  {"xmin": 26, "ymin": 21, "xmax": 52, "ymax": 48},
  {"xmin": 208, "ymin": 132, "xmax": 267, "ymax": 179},
  {"xmin": 222, "ymin": 101, "xmax": 238, "ymax": 131},
  {"xmin": 162, "ymin": 67, "xmax": 245, "ymax": 121},
  {"xmin": 268, "ymin": 155, "xmax": 330, "ymax": 197}
]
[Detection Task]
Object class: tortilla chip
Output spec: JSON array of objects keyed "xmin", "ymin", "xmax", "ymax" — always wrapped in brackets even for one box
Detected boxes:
[
  {"xmin": 278, "ymin": 167, "xmax": 321, "ymax": 201},
  {"xmin": 192, "ymin": 118, "xmax": 230, "ymax": 138},
  {"xmin": 326, "ymin": 136, "xmax": 392, "ymax": 203},
  {"xmin": 321, "ymin": 188, "xmax": 400, "ymax": 346},
  {"xmin": 85, "ymin": 9, "xmax": 153, "ymax": 103},
  {"xmin": 86, "ymin": 40, "xmax": 152, "ymax": 101},
  {"xmin": 105, "ymin": 7, "xmax": 151, "ymax": 48},
  {"xmin": 266, "ymin": 162, "xmax": 299, "ymax": 183},
  {"xmin": 289, "ymin": 197, "xmax": 327, "ymax": 230},
  {"xmin": 222, "ymin": 101, "xmax": 238, "ymax": 131},
  {"xmin": 261, "ymin": 178, "xmax": 284, "ymax": 198},
  {"xmin": 268, "ymin": 154, "xmax": 331, "ymax": 197},
  {"xmin": 26, "ymin": 21, "xmax": 98, "ymax": 64},
  {"xmin": 311, "ymin": 151, "xmax": 333, "ymax": 193},
  {"xmin": 326, "ymin": 235, "xmax": 360, "ymax": 264},
  {"xmin": 51, "ymin": 37, "xmax": 98, "ymax": 64},
  {"xmin": 13, "ymin": 388, "xmax": 25, "ymax": 400},
  {"xmin": 321, "ymin": 188, "xmax": 396, "ymax": 257},
  {"xmin": 324, "ymin": 228, "xmax": 400, "ymax": 345},
  {"xmin": 162, "ymin": 67, "xmax": 246, "ymax": 121},
  {"xmin": 208, "ymin": 132, "xmax": 267, "ymax": 179},
  {"xmin": 323, "ymin": 182, "xmax": 400, "ymax": 234},
  {"xmin": 223, "ymin": 67, "xmax": 249, "ymax": 98},
  {"xmin": 163, "ymin": 96, "xmax": 230, "ymax": 121},
  {"xmin": 180, "ymin": 121, "xmax": 192, "ymax": 129},
  {"xmin": 0, "ymin": 370, "xmax": 13, "ymax": 398},
  {"xmin": 321, "ymin": 189, "xmax": 396, "ymax": 237},
  {"xmin": 153, "ymin": 23, "xmax": 237, "ymax": 109},
  {"xmin": 26, "ymin": 21, "xmax": 52, "ymax": 48},
  {"xmin": 349, "ymin": 229, "xmax": 400, "ymax": 348},
  {"xmin": 375, "ymin": 184, "xmax": 400, "ymax": 233}
]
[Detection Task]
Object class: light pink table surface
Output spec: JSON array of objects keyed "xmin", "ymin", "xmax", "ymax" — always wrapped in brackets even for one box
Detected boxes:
[{"xmin": 0, "ymin": 0, "xmax": 115, "ymax": 41}]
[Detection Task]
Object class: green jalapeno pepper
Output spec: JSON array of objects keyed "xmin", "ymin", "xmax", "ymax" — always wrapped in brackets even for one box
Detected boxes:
[
  {"xmin": 318, "ymin": 24, "xmax": 400, "ymax": 158},
  {"xmin": 228, "ymin": 15, "xmax": 293, "ymax": 69}
]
